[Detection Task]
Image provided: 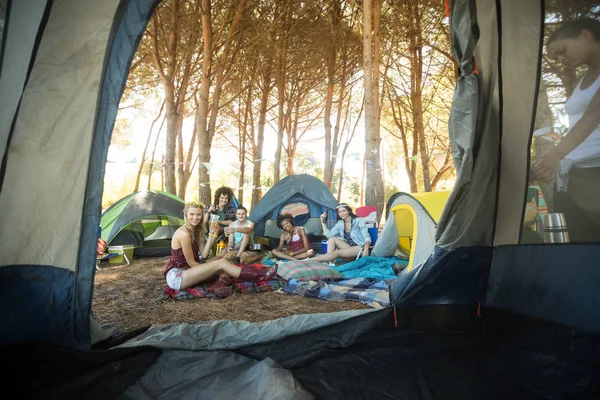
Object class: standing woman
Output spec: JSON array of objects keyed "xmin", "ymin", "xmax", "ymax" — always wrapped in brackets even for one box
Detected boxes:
[
  {"xmin": 164, "ymin": 201, "xmax": 278, "ymax": 297},
  {"xmin": 532, "ymin": 18, "xmax": 600, "ymax": 242},
  {"xmin": 271, "ymin": 213, "xmax": 315, "ymax": 261},
  {"xmin": 311, "ymin": 203, "xmax": 371, "ymax": 262}
]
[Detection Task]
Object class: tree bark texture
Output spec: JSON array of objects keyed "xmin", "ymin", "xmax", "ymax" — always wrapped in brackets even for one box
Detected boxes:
[{"xmin": 363, "ymin": 0, "xmax": 384, "ymax": 217}]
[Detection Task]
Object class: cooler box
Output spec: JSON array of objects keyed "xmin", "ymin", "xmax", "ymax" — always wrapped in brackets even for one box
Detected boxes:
[{"xmin": 108, "ymin": 245, "xmax": 134, "ymax": 265}]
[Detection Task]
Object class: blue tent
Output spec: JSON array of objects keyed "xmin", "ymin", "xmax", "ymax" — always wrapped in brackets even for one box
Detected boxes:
[{"xmin": 249, "ymin": 174, "xmax": 338, "ymax": 247}]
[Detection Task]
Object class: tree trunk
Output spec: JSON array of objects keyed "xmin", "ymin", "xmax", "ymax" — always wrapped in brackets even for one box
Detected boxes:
[
  {"xmin": 273, "ymin": 6, "xmax": 290, "ymax": 184},
  {"xmin": 323, "ymin": 0, "xmax": 341, "ymax": 189},
  {"xmin": 135, "ymin": 100, "xmax": 164, "ymax": 192},
  {"xmin": 238, "ymin": 86, "xmax": 253, "ymax": 203},
  {"xmin": 363, "ymin": 0, "xmax": 384, "ymax": 216},
  {"xmin": 196, "ymin": 0, "xmax": 213, "ymax": 204},
  {"xmin": 148, "ymin": 116, "xmax": 166, "ymax": 190},
  {"xmin": 410, "ymin": 0, "xmax": 431, "ymax": 192},
  {"xmin": 274, "ymin": 60, "xmax": 285, "ymax": 183},
  {"xmin": 252, "ymin": 66, "xmax": 272, "ymax": 209}
]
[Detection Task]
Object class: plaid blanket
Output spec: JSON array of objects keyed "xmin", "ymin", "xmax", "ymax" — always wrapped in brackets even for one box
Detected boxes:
[
  {"xmin": 282, "ymin": 277, "xmax": 390, "ymax": 308},
  {"xmin": 163, "ymin": 279, "xmax": 283, "ymax": 300}
]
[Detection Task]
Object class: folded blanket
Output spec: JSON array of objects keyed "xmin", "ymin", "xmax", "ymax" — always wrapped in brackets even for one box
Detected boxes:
[
  {"xmin": 333, "ymin": 256, "xmax": 407, "ymax": 280},
  {"xmin": 163, "ymin": 278, "xmax": 283, "ymax": 300}
]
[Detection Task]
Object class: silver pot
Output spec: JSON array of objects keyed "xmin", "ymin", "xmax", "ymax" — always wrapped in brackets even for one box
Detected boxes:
[{"xmin": 542, "ymin": 213, "xmax": 569, "ymax": 243}]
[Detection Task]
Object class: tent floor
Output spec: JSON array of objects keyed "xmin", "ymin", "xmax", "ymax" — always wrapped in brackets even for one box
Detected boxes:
[{"xmin": 4, "ymin": 308, "xmax": 599, "ymax": 399}]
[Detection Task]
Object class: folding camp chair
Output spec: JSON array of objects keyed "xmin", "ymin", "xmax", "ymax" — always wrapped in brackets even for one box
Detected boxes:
[
  {"xmin": 96, "ymin": 253, "xmax": 118, "ymax": 270},
  {"xmin": 355, "ymin": 205, "xmax": 379, "ymax": 259}
]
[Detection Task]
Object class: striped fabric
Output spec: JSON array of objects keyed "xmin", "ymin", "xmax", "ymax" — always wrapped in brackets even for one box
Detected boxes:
[{"xmin": 277, "ymin": 260, "xmax": 343, "ymax": 281}]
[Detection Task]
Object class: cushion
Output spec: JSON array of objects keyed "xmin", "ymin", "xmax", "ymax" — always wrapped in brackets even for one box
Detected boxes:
[{"xmin": 277, "ymin": 259, "xmax": 343, "ymax": 281}]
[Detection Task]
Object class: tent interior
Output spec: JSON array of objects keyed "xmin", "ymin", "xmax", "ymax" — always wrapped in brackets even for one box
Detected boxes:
[{"xmin": 1, "ymin": 0, "xmax": 599, "ymax": 398}]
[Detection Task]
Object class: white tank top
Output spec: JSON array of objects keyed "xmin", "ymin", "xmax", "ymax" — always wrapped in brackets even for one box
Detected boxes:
[{"xmin": 563, "ymin": 72, "xmax": 600, "ymax": 164}]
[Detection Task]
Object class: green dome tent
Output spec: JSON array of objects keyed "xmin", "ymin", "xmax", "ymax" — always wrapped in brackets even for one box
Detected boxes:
[{"xmin": 101, "ymin": 190, "xmax": 184, "ymax": 257}]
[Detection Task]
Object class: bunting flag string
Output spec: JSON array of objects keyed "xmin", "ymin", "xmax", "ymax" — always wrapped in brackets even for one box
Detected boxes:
[{"xmin": 202, "ymin": 162, "xmax": 214, "ymax": 173}]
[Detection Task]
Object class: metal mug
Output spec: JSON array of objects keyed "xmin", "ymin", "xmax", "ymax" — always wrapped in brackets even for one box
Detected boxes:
[{"xmin": 542, "ymin": 213, "xmax": 569, "ymax": 243}]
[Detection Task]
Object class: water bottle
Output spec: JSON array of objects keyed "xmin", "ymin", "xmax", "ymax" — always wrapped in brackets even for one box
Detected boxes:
[{"xmin": 542, "ymin": 213, "xmax": 569, "ymax": 243}]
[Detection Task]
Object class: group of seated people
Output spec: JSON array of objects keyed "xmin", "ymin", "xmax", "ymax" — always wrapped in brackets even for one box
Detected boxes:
[{"xmin": 164, "ymin": 186, "xmax": 373, "ymax": 298}]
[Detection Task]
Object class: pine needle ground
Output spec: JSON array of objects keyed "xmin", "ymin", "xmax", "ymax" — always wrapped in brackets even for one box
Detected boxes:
[{"xmin": 93, "ymin": 256, "xmax": 369, "ymax": 331}]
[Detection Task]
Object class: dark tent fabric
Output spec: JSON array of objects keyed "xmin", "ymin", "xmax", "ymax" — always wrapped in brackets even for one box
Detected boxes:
[{"xmin": 6, "ymin": 308, "xmax": 599, "ymax": 399}]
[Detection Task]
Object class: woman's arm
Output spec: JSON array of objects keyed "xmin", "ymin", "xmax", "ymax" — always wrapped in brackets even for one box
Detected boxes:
[
  {"xmin": 533, "ymin": 86, "xmax": 600, "ymax": 181},
  {"xmin": 178, "ymin": 231, "xmax": 202, "ymax": 267},
  {"xmin": 358, "ymin": 219, "xmax": 372, "ymax": 245},
  {"xmin": 276, "ymin": 235, "xmax": 286, "ymax": 251},
  {"xmin": 325, "ymin": 220, "xmax": 342, "ymax": 239},
  {"xmin": 296, "ymin": 227, "xmax": 311, "ymax": 254}
]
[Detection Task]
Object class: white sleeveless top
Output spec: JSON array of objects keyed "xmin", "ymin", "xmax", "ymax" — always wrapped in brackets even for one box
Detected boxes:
[
  {"xmin": 556, "ymin": 72, "xmax": 600, "ymax": 191},
  {"xmin": 563, "ymin": 72, "xmax": 600, "ymax": 163}
]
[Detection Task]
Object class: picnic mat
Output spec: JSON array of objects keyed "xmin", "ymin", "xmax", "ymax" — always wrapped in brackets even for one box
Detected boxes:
[
  {"xmin": 162, "ymin": 264, "xmax": 283, "ymax": 300},
  {"xmin": 282, "ymin": 277, "xmax": 391, "ymax": 308}
]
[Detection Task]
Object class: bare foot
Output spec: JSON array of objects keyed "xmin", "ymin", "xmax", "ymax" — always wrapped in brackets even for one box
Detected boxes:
[{"xmin": 307, "ymin": 249, "xmax": 315, "ymax": 257}]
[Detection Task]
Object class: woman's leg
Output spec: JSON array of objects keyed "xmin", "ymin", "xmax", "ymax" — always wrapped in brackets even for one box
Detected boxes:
[
  {"xmin": 180, "ymin": 259, "xmax": 241, "ymax": 290},
  {"xmin": 272, "ymin": 248, "xmax": 296, "ymax": 261},
  {"xmin": 292, "ymin": 249, "xmax": 314, "ymax": 259},
  {"xmin": 311, "ymin": 239, "xmax": 352, "ymax": 262}
]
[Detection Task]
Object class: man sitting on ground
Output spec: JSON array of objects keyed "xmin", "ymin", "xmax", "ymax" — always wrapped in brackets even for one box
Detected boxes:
[{"xmin": 225, "ymin": 206, "xmax": 254, "ymax": 264}]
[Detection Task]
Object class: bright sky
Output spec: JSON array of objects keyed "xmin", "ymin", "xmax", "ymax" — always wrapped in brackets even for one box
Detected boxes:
[{"xmin": 106, "ymin": 106, "xmax": 412, "ymax": 200}]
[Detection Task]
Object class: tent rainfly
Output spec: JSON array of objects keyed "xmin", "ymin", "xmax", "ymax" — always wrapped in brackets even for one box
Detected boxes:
[
  {"xmin": 1, "ymin": 0, "xmax": 599, "ymax": 399},
  {"xmin": 100, "ymin": 190, "xmax": 184, "ymax": 256},
  {"xmin": 249, "ymin": 174, "xmax": 339, "ymax": 249}
]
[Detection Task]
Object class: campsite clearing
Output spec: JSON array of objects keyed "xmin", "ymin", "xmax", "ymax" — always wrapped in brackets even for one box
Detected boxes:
[{"xmin": 93, "ymin": 256, "xmax": 370, "ymax": 332}]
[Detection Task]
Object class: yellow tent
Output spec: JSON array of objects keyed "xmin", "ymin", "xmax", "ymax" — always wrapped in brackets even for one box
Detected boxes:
[{"xmin": 373, "ymin": 191, "xmax": 451, "ymax": 271}]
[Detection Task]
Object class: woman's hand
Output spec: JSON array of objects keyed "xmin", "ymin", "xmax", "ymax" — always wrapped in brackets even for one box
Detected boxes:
[
  {"xmin": 320, "ymin": 212, "xmax": 328, "ymax": 223},
  {"xmin": 362, "ymin": 245, "xmax": 370, "ymax": 257},
  {"xmin": 531, "ymin": 152, "xmax": 562, "ymax": 182}
]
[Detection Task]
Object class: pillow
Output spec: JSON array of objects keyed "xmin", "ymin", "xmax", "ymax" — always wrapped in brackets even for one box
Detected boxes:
[{"xmin": 277, "ymin": 259, "xmax": 343, "ymax": 281}]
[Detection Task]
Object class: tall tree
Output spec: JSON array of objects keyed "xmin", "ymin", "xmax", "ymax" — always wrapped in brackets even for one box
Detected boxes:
[
  {"xmin": 195, "ymin": 0, "xmax": 248, "ymax": 204},
  {"xmin": 363, "ymin": 0, "xmax": 385, "ymax": 217},
  {"xmin": 146, "ymin": 0, "xmax": 201, "ymax": 196}
]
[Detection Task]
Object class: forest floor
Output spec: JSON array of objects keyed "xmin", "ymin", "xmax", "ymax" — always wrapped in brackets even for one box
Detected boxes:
[{"xmin": 92, "ymin": 255, "xmax": 369, "ymax": 332}]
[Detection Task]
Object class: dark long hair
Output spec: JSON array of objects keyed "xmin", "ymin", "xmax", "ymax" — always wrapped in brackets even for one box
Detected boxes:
[
  {"xmin": 336, "ymin": 203, "xmax": 357, "ymax": 221},
  {"xmin": 547, "ymin": 18, "xmax": 600, "ymax": 46}
]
